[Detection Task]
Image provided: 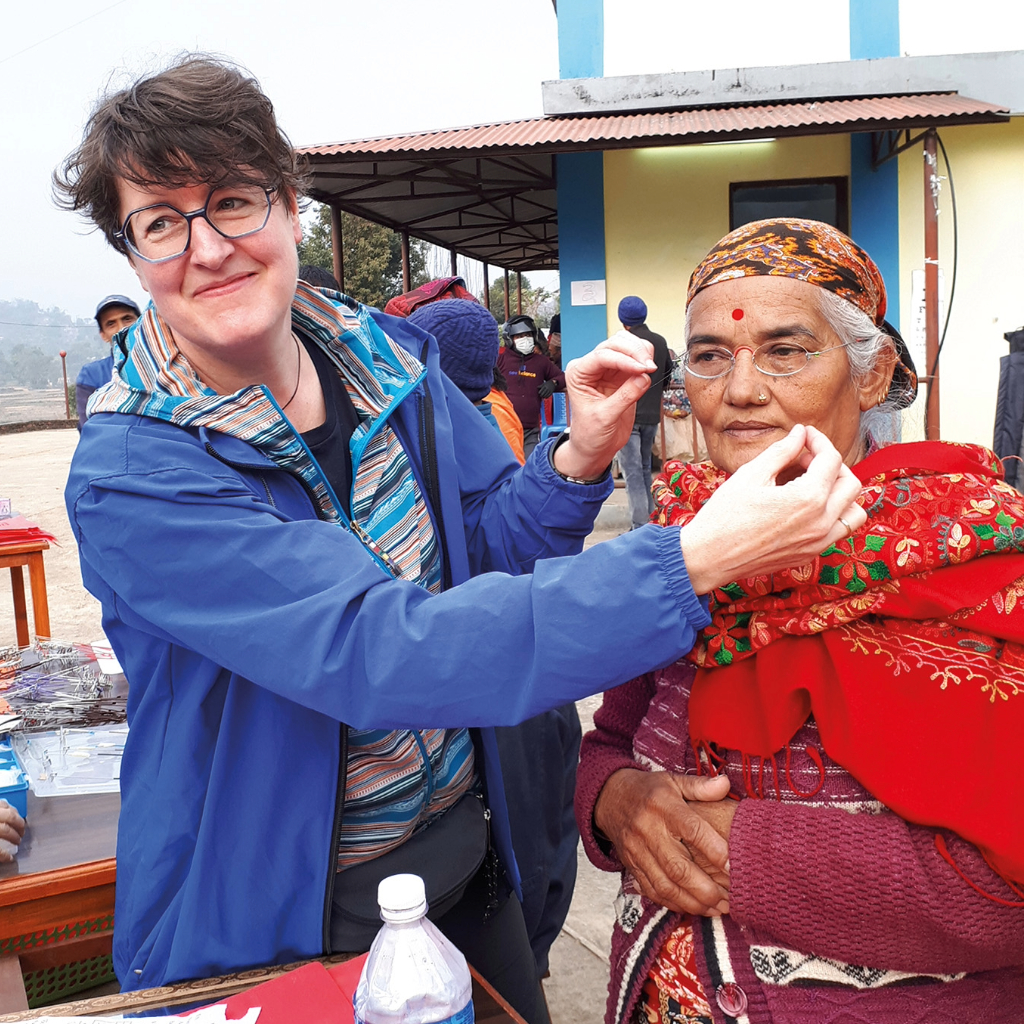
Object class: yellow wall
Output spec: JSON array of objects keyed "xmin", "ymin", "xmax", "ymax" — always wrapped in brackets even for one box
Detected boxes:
[
  {"xmin": 603, "ymin": 136, "xmax": 851, "ymax": 353},
  {"xmin": 898, "ymin": 118, "xmax": 1024, "ymax": 446}
]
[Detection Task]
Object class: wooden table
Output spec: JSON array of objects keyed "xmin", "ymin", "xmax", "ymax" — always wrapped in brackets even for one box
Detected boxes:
[
  {"xmin": 0, "ymin": 792, "xmax": 119, "ymax": 1012},
  {"xmin": 0, "ymin": 958, "xmax": 527, "ymax": 1021},
  {"xmin": 0, "ymin": 543, "xmax": 50, "ymax": 647}
]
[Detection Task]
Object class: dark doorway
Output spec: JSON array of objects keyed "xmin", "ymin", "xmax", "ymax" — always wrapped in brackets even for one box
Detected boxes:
[{"xmin": 730, "ymin": 177, "xmax": 849, "ymax": 233}]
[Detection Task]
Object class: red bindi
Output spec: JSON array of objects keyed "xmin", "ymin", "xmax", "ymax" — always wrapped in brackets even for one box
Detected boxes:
[{"xmin": 732, "ymin": 308, "xmax": 744, "ymax": 320}]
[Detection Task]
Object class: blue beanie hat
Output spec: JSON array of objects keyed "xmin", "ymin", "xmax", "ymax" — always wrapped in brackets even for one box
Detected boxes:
[
  {"xmin": 617, "ymin": 295, "xmax": 647, "ymax": 326},
  {"xmin": 408, "ymin": 299, "xmax": 499, "ymax": 402}
]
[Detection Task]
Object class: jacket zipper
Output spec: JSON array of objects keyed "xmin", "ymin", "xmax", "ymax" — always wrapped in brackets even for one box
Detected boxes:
[
  {"xmin": 322, "ymin": 724, "xmax": 348, "ymax": 953},
  {"xmin": 418, "ymin": 342, "xmax": 453, "ymax": 591},
  {"xmin": 412, "ymin": 730, "xmax": 436, "ymax": 806},
  {"xmin": 204, "ymin": 440, "xmax": 351, "ymax": 951},
  {"xmin": 258, "ymin": 474, "xmax": 275, "ymax": 507}
]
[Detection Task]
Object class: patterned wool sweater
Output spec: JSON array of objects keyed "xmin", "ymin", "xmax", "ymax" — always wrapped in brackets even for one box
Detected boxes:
[{"xmin": 576, "ymin": 660, "xmax": 1024, "ymax": 1024}]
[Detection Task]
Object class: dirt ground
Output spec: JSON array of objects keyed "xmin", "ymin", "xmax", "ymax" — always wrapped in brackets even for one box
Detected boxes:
[
  {"xmin": 0, "ymin": 388, "xmax": 71, "ymax": 427},
  {"xmin": 1, "ymin": 427, "xmax": 626, "ymax": 1022},
  {"xmin": 0, "ymin": 429, "xmax": 104, "ymax": 648}
]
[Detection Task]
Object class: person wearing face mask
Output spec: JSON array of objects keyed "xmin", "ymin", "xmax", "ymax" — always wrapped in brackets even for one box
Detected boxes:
[{"xmin": 497, "ymin": 315, "xmax": 566, "ymax": 457}]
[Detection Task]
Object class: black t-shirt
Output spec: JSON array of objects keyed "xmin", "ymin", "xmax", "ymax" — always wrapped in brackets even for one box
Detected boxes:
[{"xmin": 299, "ymin": 337, "xmax": 361, "ymax": 517}]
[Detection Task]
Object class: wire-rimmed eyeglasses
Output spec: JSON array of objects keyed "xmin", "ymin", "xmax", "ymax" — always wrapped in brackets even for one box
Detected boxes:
[
  {"xmin": 684, "ymin": 339, "xmax": 856, "ymax": 379},
  {"xmin": 115, "ymin": 186, "xmax": 276, "ymax": 264}
]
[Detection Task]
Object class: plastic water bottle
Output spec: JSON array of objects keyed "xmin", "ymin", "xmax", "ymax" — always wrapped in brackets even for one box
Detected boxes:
[{"xmin": 354, "ymin": 873, "xmax": 474, "ymax": 1024}]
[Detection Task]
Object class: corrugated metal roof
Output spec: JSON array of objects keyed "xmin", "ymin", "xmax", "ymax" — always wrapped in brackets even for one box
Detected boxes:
[
  {"xmin": 301, "ymin": 93, "xmax": 1007, "ymax": 158},
  {"xmin": 299, "ymin": 92, "xmax": 1008, "ymax": 273}
]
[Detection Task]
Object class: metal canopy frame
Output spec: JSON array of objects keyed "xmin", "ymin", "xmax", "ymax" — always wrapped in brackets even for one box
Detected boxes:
[
  {"xmin": 870, "ymin": 128, "xmax": 933, "ymax": 167},
  {"xmin": 305, "ymin": 153, "xmax": 557, "ymax": 272},
  {"xmin": 300, "ymin": 93, "xmax": 1008, "ymax": 274}
]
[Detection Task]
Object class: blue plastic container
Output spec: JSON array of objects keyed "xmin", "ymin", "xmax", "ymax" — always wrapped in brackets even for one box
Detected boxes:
[{"xmin": 0, "ymin": 738, "xmax": 29, "ymax": 818}]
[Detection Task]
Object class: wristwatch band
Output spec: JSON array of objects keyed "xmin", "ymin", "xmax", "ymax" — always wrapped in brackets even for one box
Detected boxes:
[{"xmin": 549, "ymin": 431, "xmax": 611, "ymax": 485}]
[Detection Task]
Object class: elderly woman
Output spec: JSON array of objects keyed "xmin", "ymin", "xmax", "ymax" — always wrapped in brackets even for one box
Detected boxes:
[
  {"xmin": 577, "ymin": 219, "xmax": 1024, "ymax": 1024},
  {"xmin": 53, "ymin": 60, "xmax": 862, "ymax": 1020}
]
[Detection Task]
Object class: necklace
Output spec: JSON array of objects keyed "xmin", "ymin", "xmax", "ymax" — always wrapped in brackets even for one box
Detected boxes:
[{"xmin": 280, "ymin": 331, "xmax": 302, "ymax": 411}]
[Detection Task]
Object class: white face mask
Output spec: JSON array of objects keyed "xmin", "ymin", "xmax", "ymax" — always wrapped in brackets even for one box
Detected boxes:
[{"xmin": 514, "ymin": 338, "xmax": 534, "ymax": 356}]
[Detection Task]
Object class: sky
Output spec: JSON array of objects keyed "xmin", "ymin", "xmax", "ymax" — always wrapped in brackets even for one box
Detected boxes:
[
  {"xmin": 603, "ymin": 0, "xmax": 1024, "ymax": 78},
  {"xmin": 4, "ymin": 0, "xmax": 1024, "ymax": 324},
  {"xmin": 0, "ymin": 0, "xmax": 561, "ymax": 322}
]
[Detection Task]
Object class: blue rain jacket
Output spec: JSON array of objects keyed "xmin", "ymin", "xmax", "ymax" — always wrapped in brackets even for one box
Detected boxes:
[{"xmin": 65, "ymin": 305, "xmax": 710, "ymax": 990}]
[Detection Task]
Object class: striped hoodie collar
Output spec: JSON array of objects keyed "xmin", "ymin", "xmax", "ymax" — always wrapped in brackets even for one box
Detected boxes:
[
  {"xmin": 90, "ymin": 280, "xmax": 424, "ymax": 432},
  {"xmin": 87, "ymin": 282, "xmax": 426, "ymax": 526}
]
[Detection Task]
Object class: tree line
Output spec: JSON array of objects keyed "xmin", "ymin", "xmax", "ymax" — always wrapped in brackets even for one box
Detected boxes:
[
  {"xmin": 0, "ymin": 300, "xmax": 105, "ymax": 390},
  {"xmin": 2, "ymin": 209, "xmax": 559, "ymax": 392},
  {"xmin": 298, "ymin": 204, "xmax": 557, "ymax": 327}
]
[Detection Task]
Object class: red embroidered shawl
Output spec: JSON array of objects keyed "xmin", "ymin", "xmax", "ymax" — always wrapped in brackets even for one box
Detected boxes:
[{"xmin": 653, "ymin": 441, "xmax": 1024, "ymax": 880}]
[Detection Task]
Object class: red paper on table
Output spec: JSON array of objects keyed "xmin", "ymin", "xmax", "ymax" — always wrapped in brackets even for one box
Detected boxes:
[
  {"xmin": 328, "ymin": 954, "xmax": 368, "ymax": 1008},
  {"xmin": 213, "ymin": 962, "xmax": 353, "ymax": 1023},
  {"xmin": 0, "ymin": 515, "xmax": 57, "ymax": 547}
]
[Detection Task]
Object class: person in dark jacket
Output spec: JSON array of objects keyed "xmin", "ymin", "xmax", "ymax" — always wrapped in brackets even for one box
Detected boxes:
[
  {"xmin": 54, "ymin": 55, "xmax": 865, "ymax": 1019},
  {"xmin": 994, "ymin": 329, "xmax": 1024, "ymax": 490},
  {"xmin": 547, "ymin": 313, "xmax": 562, "ymax": 368},
  {"xmin": 75, "ymin": 294, "xmax": 140, "ymax": 429},
  {"xmin": 615, "ymin": 296, "xmax": 674, "ymax": 528},
  {"xmin": 497, "ymin": 315, "xmax": 565, "ymax": 457}
]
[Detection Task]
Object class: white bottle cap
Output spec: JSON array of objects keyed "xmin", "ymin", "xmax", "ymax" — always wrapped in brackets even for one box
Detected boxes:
[{"xmin": 377, "ymin": 873, "xmax": 428, "ymax": 922}]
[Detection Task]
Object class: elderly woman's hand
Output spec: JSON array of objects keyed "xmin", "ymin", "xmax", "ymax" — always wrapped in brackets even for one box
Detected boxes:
[
  {"xmin": 552, "ymin": 330, "xmax": 657, "ymax": 481},
  {"xmin": 0, "ymin": 801, "xmax": 26, "ymax": 862},
  {"xmin": 594, "ymin": 768, "xmax": 732, "ymax": 916},
  {"xmin": 680, "ymin": 424, "xmax": 866, "ymax": 594}
]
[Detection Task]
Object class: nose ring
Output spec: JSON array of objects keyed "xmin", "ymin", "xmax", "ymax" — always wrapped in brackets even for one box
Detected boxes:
[{"xmin": 757, "ymin": 393, "xmax": 769, "ymax": 404}]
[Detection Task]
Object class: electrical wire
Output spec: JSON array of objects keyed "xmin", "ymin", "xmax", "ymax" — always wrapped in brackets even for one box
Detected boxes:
[
  {"xmin": 928, "ymin": 131, "xmax": 958, "ymax": 384},
  {"xmin": 0, "ymin": 321, "xmax": 94, "ymax": 329},
  {"xmin": 0, "ymin": 0, "xmax": 133, "ymax": 67}
]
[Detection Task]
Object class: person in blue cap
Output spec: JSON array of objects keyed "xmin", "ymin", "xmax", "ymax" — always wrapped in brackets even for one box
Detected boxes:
[
  {"xmin": 75, "ymin": 294, "xmax": 141, "ymax": 429},
  {"xmin": 615, "ymin": 296, "xmax": 674, "ymax": 529}
]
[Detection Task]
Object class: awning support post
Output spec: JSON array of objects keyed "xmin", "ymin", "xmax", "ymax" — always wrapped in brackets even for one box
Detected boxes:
[
  {"xmin": 401, "ymin": 232, "xmax": 411, "ymax": 293},
  {"xmin": 329, "ymin": 205, "xmax": 344, "ymax": 292},
  {"xmin": 450, "ymin": 249, "xmax": 458, "ymax": 276},
  {"xmin": 923, "ymin": 130, "xmax": 941, "ymax": 440},
  {"xmin": 516, "ymin": 271, "xmax": 523, "ymax": 315},
  {"xmin": 503, "ymin": 269, "xmax": 511, "ymax": 322},
  {"xmin": 482, "ymin": 263, "xmax": 490, "ymax": 311}
]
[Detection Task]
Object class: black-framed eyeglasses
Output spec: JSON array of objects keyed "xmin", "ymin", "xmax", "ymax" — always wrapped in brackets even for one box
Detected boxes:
[
  {"xmin": 684, "ymin": 339, "xmax": 856, "ymax": 380},
  {"xmin": 115, "ymin": 186, "xmax": 276, "ymax": 263}
]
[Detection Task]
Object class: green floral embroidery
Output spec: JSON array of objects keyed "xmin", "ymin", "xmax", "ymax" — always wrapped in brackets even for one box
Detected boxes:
[
  {"xmin": 707, "ymin": 611, "xmax": 752, "ymax": 666},
  {"xmin": 972, "ymin": 510, "xmax": 1024, "ymax": 551},
  {"xmin": 818, "ymin": 535, "xmax": 890, "ymax": 593}
]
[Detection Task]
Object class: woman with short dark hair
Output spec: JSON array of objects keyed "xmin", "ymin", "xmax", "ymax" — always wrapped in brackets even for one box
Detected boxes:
[{"xmin": 578, "ymin": 219, "xmax": 1024, "ymax": 1024}]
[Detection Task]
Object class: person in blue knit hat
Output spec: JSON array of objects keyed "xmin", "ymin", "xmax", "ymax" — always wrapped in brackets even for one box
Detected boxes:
[
  {"xmin": 616, "ymin": 296, "xmax": 674, "ymax": 529},
  {"xmin": 408, "ymin": 299, "xmax": 498, "ymax": 405},
  {"xmin": 406, "ymin": 298, "xmax": 522, "ymax": 460}
]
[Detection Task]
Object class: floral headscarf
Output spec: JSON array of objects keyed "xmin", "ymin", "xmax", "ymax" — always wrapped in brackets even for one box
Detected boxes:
[{"xmin": 687, "ymin": 218, "xmax": 918, "ymax": 408}]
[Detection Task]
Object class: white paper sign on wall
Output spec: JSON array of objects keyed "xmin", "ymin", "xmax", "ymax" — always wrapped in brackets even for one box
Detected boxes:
[
  {"xmin": 570, "ymin": 279, "xmax": 607, "ymax": 306},
  {"xmin": 908, "ymin": 268, "xmax": 946, "ymax": 379}
]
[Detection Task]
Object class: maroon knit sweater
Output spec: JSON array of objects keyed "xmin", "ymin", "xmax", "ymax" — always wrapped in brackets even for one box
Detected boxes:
[{"xmin": 576, "ymin": 660, "xmax": 1024, "ymax": 1024}]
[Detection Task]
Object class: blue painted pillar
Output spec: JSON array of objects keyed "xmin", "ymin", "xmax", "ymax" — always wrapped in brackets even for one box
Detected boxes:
[
  {"xmin": 849, "ymin": 0, "xmax": 901, "ymax": 328},
  {"xmin": 556, "ymin": 0, "xmax": 607, "ymax": 363}
]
